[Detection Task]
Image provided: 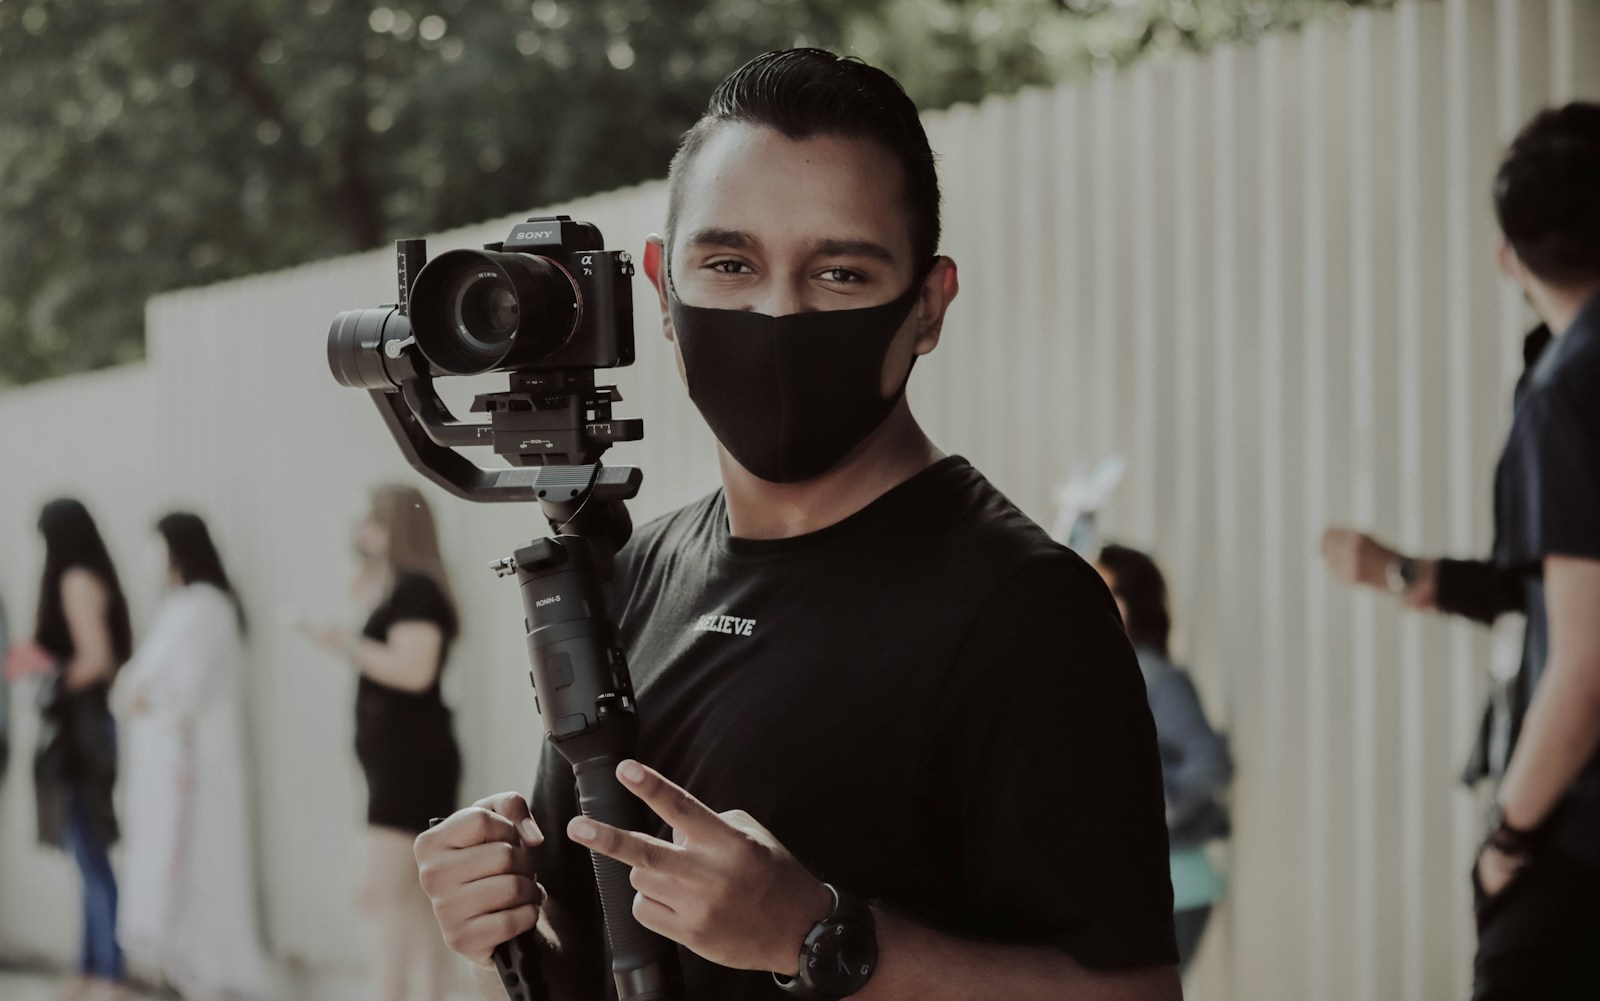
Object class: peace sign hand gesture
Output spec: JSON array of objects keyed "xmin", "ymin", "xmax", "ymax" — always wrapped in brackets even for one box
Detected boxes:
[{"xmin": 568, "ymin": 760, "xmax": 834, "ymax": 976}]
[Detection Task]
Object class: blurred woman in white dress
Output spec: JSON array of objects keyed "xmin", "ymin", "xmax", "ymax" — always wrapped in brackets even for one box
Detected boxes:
[{"xmin": 112, "ymin": 513, "xmax": 271, "ymax": 1000}]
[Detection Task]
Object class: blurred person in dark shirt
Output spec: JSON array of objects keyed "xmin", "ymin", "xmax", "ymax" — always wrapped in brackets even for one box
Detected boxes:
[
  {"xmin": 302, "ymin": 484, "xmax": 461, "ymax": 1001},
  {"xmin": 1323, "ymin": 102, "xmax": 1600, "ymax": 999},
  {"xmin": 30, "ymin": 498, "xmax": 133, "ymax": 1000}
]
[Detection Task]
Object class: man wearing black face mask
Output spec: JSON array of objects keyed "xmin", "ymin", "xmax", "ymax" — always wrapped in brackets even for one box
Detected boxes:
[{"xmin": 416, "ymin": 49, "xmax": 1180, "ymax": 1001}]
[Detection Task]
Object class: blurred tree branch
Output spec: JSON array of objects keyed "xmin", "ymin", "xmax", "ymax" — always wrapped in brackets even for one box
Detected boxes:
[{"xmin": 0, "ymin": 0, "xmax": 1389, "ymax": 384}]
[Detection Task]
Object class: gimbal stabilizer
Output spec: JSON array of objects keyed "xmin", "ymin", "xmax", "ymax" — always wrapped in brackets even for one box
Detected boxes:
[{"xmin": 328, "ymin": 233, "xmax": 680, "ymax": 1001}]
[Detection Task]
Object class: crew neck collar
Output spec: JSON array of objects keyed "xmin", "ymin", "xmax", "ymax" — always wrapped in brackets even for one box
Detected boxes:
[{"xmin": 716, "ymin": 455, "xmax": 967, "ymax": 560}]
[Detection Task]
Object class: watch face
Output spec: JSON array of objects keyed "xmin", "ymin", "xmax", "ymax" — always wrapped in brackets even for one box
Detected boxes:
[{"xmin": 805, "ymin": 919, "xmax": 877, "ymax": 994}]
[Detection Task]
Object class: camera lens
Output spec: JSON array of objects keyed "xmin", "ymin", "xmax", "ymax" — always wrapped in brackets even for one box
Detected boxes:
[
  {"xmin": 448, "ymin": 270, "xmax": 520, "ymax": 357},
  {"xmin": 409, "ymin": 250, "xmax": 581, "ymax": 375}
]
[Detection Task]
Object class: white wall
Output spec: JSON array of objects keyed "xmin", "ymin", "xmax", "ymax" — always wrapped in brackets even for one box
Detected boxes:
[{"xmin": 3, "ymin": 2, "xmax": 1597, "ymax": 997}]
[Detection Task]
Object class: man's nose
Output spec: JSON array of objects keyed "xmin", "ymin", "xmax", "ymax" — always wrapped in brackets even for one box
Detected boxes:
[{"xmin": 749, "ymin": 280, "xmax": 809, "ymax": 317}]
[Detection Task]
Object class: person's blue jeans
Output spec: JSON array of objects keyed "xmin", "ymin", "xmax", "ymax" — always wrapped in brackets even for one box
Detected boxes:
[{"xmin": 64, "ymin": 789, "xmax": 124, "ymax": 980}]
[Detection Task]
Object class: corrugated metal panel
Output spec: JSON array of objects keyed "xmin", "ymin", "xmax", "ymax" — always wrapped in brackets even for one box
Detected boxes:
[{"xmin": 0, "ymin": 2, "xmax": 1595, "ymax": 995}]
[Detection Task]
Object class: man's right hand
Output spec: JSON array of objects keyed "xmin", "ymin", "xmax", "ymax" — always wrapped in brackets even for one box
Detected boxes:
[{"xmin": 415, "ymin": 792, "xmax": 546, "ymax": 968}]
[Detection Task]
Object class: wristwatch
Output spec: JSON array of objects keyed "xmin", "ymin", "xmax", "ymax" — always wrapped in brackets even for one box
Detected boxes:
[
  {"xmin": 773, "ymin": 884, "xmax": 878, "ymax": 999},
  {"xmin": 1385, "ymin": 556, "xmax": 1419, "ymax": 596}
]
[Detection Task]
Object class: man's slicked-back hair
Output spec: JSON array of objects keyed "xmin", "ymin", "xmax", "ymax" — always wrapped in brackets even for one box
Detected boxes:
[
  {"xmin": 666, "ymin": 48, "xmax": 940, "ymax": 267},
  {"xmin": 1494, "ymin": 101, "xmax": 1600, "ymax": 288}
]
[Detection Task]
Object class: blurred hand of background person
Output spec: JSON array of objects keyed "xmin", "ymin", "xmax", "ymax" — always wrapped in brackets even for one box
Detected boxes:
[
  {"xmin": 4, "ymin": 638, "xmax": 55, "ymax": 680},
  {"xmin": 414, "ymin": 792, "xmax": 546, "ymax": 969},
  {"xmin": 1320, "ymin": 527, "xmax": 1398, "ymax": 589},
  {"xmin": 120, "ymin": 687, "xmax": 150, "ymax": 716},
  {"xmin": 298, "ymin": 621, "xmax": 353, "ymax": 659},
  {"xmin": 1319, "ymin": 526, "xmax": 1439, "ymax": 610},
  {"xmin": 1475, "ymin": 840, "xmax": 1526, "ymax": 898}
]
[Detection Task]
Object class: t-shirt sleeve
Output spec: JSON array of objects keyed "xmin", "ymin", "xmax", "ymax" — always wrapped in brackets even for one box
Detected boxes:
[
  {"xmin": 1434, "ymin": 558, "xmax": 1527, "ymax": 625},
  {"xmin": 934, "ymin": 553, "xmax": 1177, "ymax": 969},
  {"xmin": 385, "ymin": 574, "xmax": 457, "ymax": 640},
  {"xmin": 1510, "ymin": 389, "xmax": 1600, "ymax": 563}
]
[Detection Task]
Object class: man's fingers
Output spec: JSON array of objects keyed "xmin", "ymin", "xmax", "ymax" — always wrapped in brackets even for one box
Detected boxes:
[
  {"xmin": 569, "ymin": 816, "xmax": 688, "ymax": 875},
  {"xmin": 472, "ymin": 791, "xmax": 544, "ymax": 847},
  {"xmin": 632, "ymin": 891, "xmax": 679, "ymax": 938},
  {"xmin": 454, "ymin": 904, "xmax": 540, "ymax": 968},
  {"xmin": 452, "ymin": 873, "xmax": 540, "ymax": 915},
  {"xmin": 628, "ymin": 864, "xmax": 686, "ymax": 904},
  {"xmin": 420, "ymin": 800, "xmax": 540, "ymax": 856},
  {"xmin": 420, "ymin": 839, "xmax": 537, "ymax": 894},
  {"xmin": 615, "ymin": 760, "xmax": 728, "ymax": 843},
  {"xmin": 421, "ymin": 807, "xmax": 518, "ymax": 853}
]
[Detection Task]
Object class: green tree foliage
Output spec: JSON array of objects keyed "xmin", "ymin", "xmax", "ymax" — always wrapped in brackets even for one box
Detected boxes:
[{"xmin": 0, "ymin": 0, "xmax": 1385, "ymax": 383}]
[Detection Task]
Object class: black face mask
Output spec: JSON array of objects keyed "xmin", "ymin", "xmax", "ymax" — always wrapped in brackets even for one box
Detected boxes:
[{"xmin": 669, "ymin": 278, "xmax": 925, "ymax": 484}]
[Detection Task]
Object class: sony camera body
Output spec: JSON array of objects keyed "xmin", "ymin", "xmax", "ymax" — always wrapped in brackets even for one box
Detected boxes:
[
  {"xmin": 328, "ymin": 215, "xmax": 642, "ymax": 484},
  {"xmin": 407, "ymin": 215, "xmax": 635, "ymax": 375}
]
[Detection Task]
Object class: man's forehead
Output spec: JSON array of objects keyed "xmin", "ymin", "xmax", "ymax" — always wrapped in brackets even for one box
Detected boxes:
[
  {"xmin": 682, "ymin": 227, "xmax": 897, "ymax": 263},
  {"xmin": 671, "ymin": 121, "xmax": 913, "ymax": 261}
]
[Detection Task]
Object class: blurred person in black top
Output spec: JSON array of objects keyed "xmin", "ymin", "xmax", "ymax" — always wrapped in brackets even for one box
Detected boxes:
[
  {"xmin": 303, "ymin": 484, "xmax": 460, "ymax": 1001},
  {"xmin": 31, "ymin": 497, "xmax": 133, "ymax": 998},
  {"xmin": 1323, "ymin": 103, "xmax": 1600, "ymax": 999},
  {"xmin": 415, "ymin": 50, "xmax": 1177, "ymax": 1001}
]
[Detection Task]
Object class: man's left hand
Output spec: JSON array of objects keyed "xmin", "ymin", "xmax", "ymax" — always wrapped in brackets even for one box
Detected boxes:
[{"xmin": 568, "ymin": 760, "xmax": 833, "ymax": 975}]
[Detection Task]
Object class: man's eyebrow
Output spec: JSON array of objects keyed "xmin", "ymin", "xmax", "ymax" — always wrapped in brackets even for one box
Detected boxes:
[
  {"xmin": 809, "ymin": 238, "xmax": 896, "ymax": 264},
  {"xmin": 684, "ymin": 227, "xmax": 759, "ymax": 251}
]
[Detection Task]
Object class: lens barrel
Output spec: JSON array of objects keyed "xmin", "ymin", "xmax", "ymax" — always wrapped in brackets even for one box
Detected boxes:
[
  {"xmin": 409, "ymin": 250, "xmax": 581, "ymax": 375},
  {"xmin": 327, "ymin": 307, "xmax": 417, "ymax": 390}
]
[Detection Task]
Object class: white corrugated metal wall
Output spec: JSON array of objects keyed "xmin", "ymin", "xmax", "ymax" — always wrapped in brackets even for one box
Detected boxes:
[{"xmin": 2, "ymin": 2, "xmax": 1597, "ymax": 997}]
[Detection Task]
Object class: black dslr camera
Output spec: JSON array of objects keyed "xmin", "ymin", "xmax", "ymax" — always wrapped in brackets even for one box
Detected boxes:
[
  {"xmin": 406, "ymin": 215, "xmax": 635, "ymax": 375},
  {"xmin": 328, "ymin": 215, "xmax": 642, "ymax": 485}
]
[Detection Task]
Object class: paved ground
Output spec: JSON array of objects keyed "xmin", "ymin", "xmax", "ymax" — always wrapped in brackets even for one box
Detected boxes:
[
  {"xmin": 0, "ymin": 971, "xmax": 166, "ymax": 1000},
  {"xmin": 0, "ymin": 967, "xmax": 490, "ymax": 1001}
]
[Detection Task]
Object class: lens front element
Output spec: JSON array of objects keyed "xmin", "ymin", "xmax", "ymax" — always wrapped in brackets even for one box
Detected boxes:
[
  {"xmin": 448, "ymin": 268, "xmax": 520, "ymax": 358},
  {"xmin": 410, "ymin": 250, "xmax": 581, "ymax": 375}
]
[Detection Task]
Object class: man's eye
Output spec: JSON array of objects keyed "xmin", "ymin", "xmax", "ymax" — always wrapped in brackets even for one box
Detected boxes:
[
  {"xmin": 705, "ymin": 260, "xmax": 749, "ymax": 275},
  {"xmin": 819, "ymin": 268, "xmax": 863, "ymax": 283}
]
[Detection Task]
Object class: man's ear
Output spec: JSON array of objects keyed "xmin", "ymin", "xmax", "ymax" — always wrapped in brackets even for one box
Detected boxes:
[
  {"xmin": 912, "ymin": 257, "xmax": 960, "ymax": 357},
  {"xmin": 1496, "ymin": 240, "xmax": 1518, "ymax": 281},
  {"xmin": 643, "ymin": 235, "xmax": 673, "ymax": 342}
]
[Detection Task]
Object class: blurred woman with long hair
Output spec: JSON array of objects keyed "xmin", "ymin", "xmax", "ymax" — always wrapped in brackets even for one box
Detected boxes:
[
  {"xmin": 111, "ymin": 512, "xmax": 271, "ymax": 1000},
  {"xmin": 32, "ymin": 498, "xmax": 133, "ymax": 1000},
  {"xmin": 302, "ymin": 484, "xmax": 460, "ymax": 1001}
]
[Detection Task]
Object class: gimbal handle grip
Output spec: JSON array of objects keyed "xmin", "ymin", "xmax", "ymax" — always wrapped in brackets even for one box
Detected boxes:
[
  {"xmin": 571, "ymin": 754, "xmax": 676, "ymax": 999},
  {"xmin": 491, "ymin": 930, "xmax": 549, "ymax": 1001}
]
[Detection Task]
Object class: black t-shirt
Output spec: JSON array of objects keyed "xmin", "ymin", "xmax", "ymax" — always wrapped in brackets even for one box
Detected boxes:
[
  {"xmin": 1491, "ymin": 297, "xmax": 1600, "ymax": 870},
  {"xmin": 530, "ymin": 457, "xmax": 1176, "ymax": 997}
]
